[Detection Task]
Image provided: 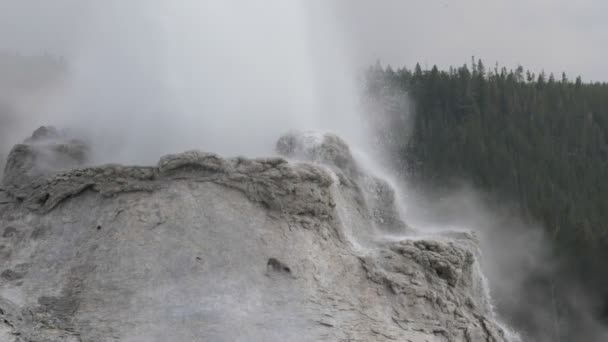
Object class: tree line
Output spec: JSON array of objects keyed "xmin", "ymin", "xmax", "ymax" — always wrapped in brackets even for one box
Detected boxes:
[{"xmin": 364, "ymin": 59, "xmax": 608, "ymax": 338}]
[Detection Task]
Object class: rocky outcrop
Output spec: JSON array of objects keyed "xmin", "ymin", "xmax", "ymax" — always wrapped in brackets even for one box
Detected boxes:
[
  {"xmin": 0, "ymin": 129, "xmax": 513, "ymax": 341},
  {"xmin": 277, "ymin": 131, "xmax": 412, "ymax": 235},
  {"xmin": 3, "ymin": 126, "xmax": 90, "ymax": 204}
]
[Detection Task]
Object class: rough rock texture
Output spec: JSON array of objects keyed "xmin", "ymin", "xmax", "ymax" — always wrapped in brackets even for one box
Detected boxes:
[
  {"xmin": 3, "ymin": 126, "xmax": 90, "ymax": 205},
  {"xmin": 277, "ymin": 131, "xmax": 412, "ymax": 235},
  {"xmin": 0, "ymin": 129, "xmax": 512, "ymax": 341}
]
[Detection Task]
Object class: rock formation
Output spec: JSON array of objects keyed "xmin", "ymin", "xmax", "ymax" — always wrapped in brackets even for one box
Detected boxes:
[{"xmin": 0, "ymin": 127, "xmax": 514, "ymax": 341}]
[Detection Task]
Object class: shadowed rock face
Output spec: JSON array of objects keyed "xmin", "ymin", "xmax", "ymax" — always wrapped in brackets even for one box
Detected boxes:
[{"xmin": 0, "ymin": 129, "xmax": 513, "ymax": 342}]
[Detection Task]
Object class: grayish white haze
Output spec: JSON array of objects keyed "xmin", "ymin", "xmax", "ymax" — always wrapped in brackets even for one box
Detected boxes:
[
  {"xmin": 4, "ymin": 0, "xmax": 608, "ymax": 81},
  {"xmin": 329, "ymin": 0, "xmax": 608, "ymax": 82},
  {"xmin": 0, "ymin": 0, "xmax": 366, "ymax": 165},
  {"xmin": 401, "ymin": 185, "xmax": 608, "ymax": 342},
  {"xmin": 2, "ymin": 0, "xmax": 608, "ymax": 160},
  {"xmin": 2, "ymin": 1, "xmax": 608, "ymax": 341}
]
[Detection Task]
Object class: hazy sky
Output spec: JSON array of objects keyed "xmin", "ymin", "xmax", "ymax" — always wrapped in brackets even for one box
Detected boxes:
[
  {"xmin": 1, "ymin": 0, "xmax": 607, "ymax": 81},
  {"xmin": 1, "ymin": 0, "xmax": 606, "ymax": 163},
  {"xmin": 330, "ymin": 0, "xmax": 608, "ymax": 81}
]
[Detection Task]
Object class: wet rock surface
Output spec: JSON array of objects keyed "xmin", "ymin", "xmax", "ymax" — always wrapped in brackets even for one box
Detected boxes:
[
  {"xmin": 0, "ymin": 129, "xmax": 511, "ymax": 341},
  {"xmin": 276, "ymin": 131, "xmax": 413, "ymax": 235}
]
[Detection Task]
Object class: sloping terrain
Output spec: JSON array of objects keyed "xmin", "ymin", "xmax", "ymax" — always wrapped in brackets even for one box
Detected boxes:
[{"xmin": 0, "ymin": 128, "xmax": 512, "ymax": 341}]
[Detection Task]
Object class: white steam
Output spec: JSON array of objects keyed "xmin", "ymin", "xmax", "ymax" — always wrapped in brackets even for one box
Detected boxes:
[{"xmin": 8, "ymin": 1, "xmax": 366, "ymax": 165}]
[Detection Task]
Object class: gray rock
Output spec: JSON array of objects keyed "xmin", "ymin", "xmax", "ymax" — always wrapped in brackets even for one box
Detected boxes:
[
  {"xmin": 2, "ymin": 126, "xmax": 90, "ymax": 204},
  {"xmin": 0, "ymin": 129, "xmax": 514, "ymax": 342},
  {"xmin": 276, "ymin": 131, "xmax": 412, "ymax": 235},
  {"xmin": 276, "ymin": 131, "xmax": 361, "ymax": 181}
]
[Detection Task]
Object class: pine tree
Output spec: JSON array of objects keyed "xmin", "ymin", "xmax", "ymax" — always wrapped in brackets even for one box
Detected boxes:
[{"xmin": 364, "ymin": 63, "xmax": 608, "ymax": 338}]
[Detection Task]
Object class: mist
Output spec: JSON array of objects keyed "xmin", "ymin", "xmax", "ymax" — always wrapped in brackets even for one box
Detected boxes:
[
  {"xmin": 399, "ymin": 183, "xmax": 608, "ymax": 342},
  {"xmin": 0, "ymin": 0, "xmax": 367, "ymax": 165},
  {"xmin": 3, "ymin": 0, "xmax": 608, "ymax": 160},
  {"xmin": 363, "ymin": 66, "xmax": 608, "ymax": 340}
]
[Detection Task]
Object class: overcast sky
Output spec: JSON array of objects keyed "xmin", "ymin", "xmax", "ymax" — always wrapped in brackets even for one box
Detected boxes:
[
  {"xmin": 330, "ymin": 0, "xmax": 608, "ymax": 81},
  {"xmin": 1, "ymin": 0, "xmax": 607, "ymax": 81}
]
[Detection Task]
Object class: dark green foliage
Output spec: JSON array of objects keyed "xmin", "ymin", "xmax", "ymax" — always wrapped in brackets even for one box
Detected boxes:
[
  {"xmin": 367, "ymin": 60, "xmax": 608, "ymax": 245},
  {"xmin": 365, "ymin": 60, "xmax": 608, "ymax": 335}
]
